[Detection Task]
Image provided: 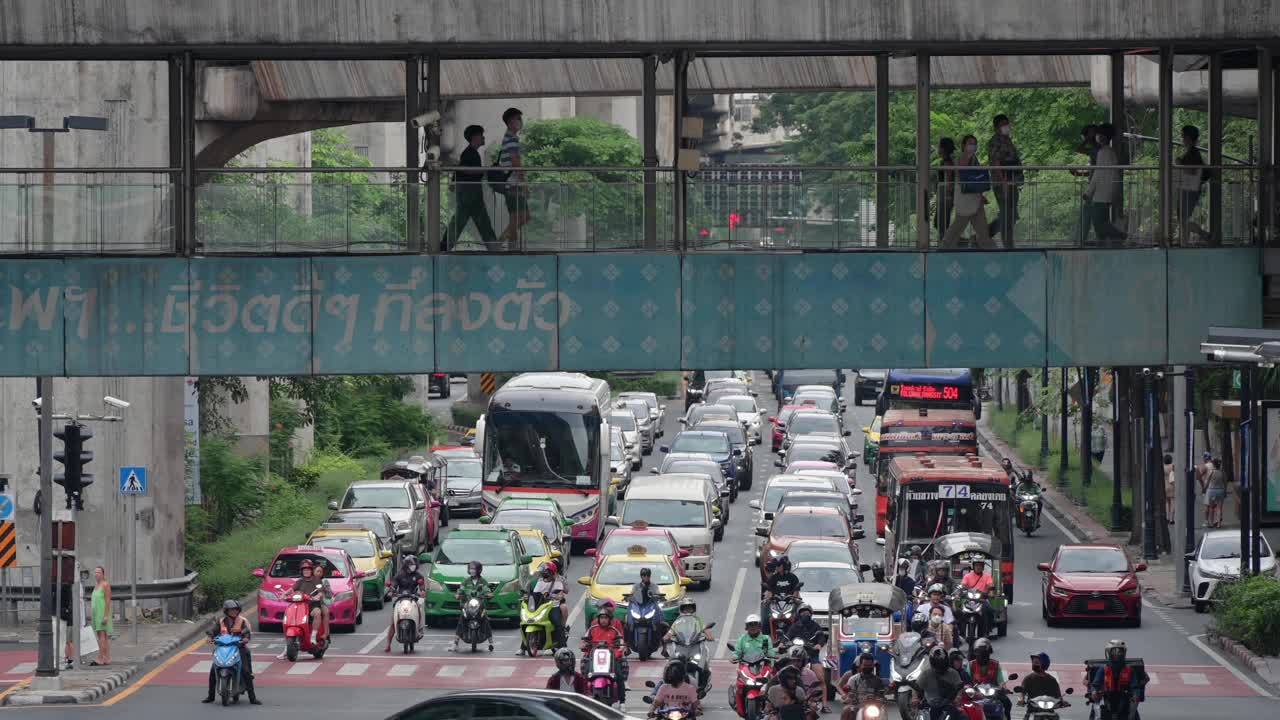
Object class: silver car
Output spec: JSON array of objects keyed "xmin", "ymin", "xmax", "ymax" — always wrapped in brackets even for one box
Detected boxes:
[
  {"xmin": 609, "ymin": 410, "xmax": 642, "ymax": 469},
  {"xmin": 616, "ymin": 398, "xmax": 656, "ymax": 453},
  {"xmin": 438, "ymin": 455, "xmax": 483, "ymax": 522},
  {"xmin": 716, "ymin": 394, "xmax": 765, "ymax": 445},
  {"xmin": 329, "ymin": 479, "xmax": 429, "ymax": 555},
  {"xmin": 618, "ymin": 391, "xmax": 666, "ymax": 436}
]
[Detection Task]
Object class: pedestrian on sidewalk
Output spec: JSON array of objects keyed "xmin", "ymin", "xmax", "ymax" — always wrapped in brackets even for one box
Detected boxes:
[
  {"xmin": 1090, "ymin": 423, "xmax": 1107, "ymax": 464},
  {"xmin": 1204, "ymin": 458, "xmax": 1226, "ymax": 528},
  {"xmin": 1162, "ymin": 454, "xmax": 1175, "ymax": 524},
  {"xmin": 90, "ymin": 566, "xmax": 113, "ymax": 666}
]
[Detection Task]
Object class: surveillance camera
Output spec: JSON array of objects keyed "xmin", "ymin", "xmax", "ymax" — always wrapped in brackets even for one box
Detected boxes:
[
  {"xmin": 410, "ymin": 110, "xmax": 441, "ymax": 129},
  {"xmin": 424, "ymin": 145, "xmax": 441, "ymax": 162},
  {"xmin": 103, "ymin": 396, "xmax": 130, "ymax": 409}
]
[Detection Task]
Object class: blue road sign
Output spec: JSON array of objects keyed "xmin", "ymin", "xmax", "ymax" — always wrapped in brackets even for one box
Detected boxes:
[
  {"xmin": 119, "ymin": 467, "xmax": 147, "ymax": 496},
  {"xmin": 0, "ymin": 494, "xmax": 13, "ymax": 521}
]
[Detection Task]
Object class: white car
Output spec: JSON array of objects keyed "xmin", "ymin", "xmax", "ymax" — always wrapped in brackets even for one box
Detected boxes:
[
  {"xmin": 616, "ymin": 398, "xmax": 656, "ymax": 453},
  {"xmin": 717, "ymin": 393, "xmax": 766, "ymax": 445},
  {"xmin": 618, "ymin": 391, "xmax": 666, "ymax": 435},
  {"xmin": 609, "ymin": 410, "xmax": 643, "ymax": 469},
  {"xmin": 1188, "ymin": 529, "xmax": 1276, "ymax": 612},
  {"xmin": 794, "ymin": 560, "xmax": 865, "ymax": 626}
]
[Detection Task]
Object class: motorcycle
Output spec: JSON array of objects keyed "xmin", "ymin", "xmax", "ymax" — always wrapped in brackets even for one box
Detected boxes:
[
  {"xmin": 670, "ymin": 619, "xmax": 716, "ymax": 699},
  {"xmin": 584, "ymin": 638, "xmax": 624, "ymax": 705},
  {"xmin": 457, "ymin": 592, "xmax": 494, "ymax": 652},
  {"xmin": 1088, "ymin": 691, "xmax": 1141, "ymax": 720},
  {"xmin": 889, "ymin": 632, "xmax": 930, "ymax": 720},
  {"xmin": 768, "ymin": 595, "xmax": 800, "ymax": 642},
  {"xmin": 519, "ymin": 591, "xmax": 557, "ymax": 657},
  {"xmin": 211, "ymin": 634, "xmax": 245, "ymax": 706},
  {"xmin": 855, "ymin": 698, "xmax": 887, "ymax": 720},
  {"xmin": 1016, "ymin": 482, "xmax": 1041, "ymax": 536},
  {"xmin": 392, "ymin": 592, "xmax": 423, "ymax": 654},
  {"xmin": 971, "ymin": 674, "xmax": 1016, "ymax": 720},
  {"xmin": 726, "ymin": 644, "xmax": 774, "ymax": 720},
  {"xmin": 915, "ymin": 699, "xmax": 960, "ymax": 720},
  {"xmin": 625, "ymin": 591, "xmax": 664, "ymax": 661},
  {"xmin": 956, "ymin": 589, "xmax": 990, "ymax": 656},
  {"xmin": 1016, "ymin": 688, "xmax": 1072, "ymax": 720},
  {"xmin": 278, "ymin": 583, "xmax": 329, "ymax": 662}
]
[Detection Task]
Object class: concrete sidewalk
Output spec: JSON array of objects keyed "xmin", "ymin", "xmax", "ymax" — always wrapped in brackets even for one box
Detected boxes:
[{"xmin": 1, "ymin": 615, "xmax": 214, "ymax": 705}]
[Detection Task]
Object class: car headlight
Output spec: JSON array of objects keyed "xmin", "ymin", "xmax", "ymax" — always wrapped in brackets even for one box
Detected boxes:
[
  {"xmin": 425, "ymin": 576, "xmax": 447, "ymax": 592},
  {"xmin": 394, "ymin": 520, "xmax": 410, "ymax": 533},
  {"xmin": 258, "ymin": 589, "xmax": 279, "ymax": 602},
  {"xmin": 333, "ymin": 591, "xmax": 354, "ymax": 603},
  {"xmin": 500, "ymin": 578, "xmax": 522, "ymax": 593},
  {"xmin": 690, "ymin": 544, "xmax": 712, "ymax": 556},
  {"xmin": 568, "ymin": 506, "xmax": 597, "ymax": 522},
  {"xmin": 1199, "ymin": 567, "xmax": 1231, "ymax": 580},
  {"xmin": 1120, "ymin": 585, "xmax": 1140, "ymax": 596},
  {"xmin": 1049, "ymin": 586, "xmax": 1070, "ymax": 598}
]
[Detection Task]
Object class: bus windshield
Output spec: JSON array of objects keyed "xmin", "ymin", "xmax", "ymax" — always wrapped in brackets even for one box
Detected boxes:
[
  {"xmin": 899, "ymin": 483, "xmax": 1010, "ymax": 550},
  {"xmin": 484, "ymin": 408, "xmax": 600, "ymax": 488}
]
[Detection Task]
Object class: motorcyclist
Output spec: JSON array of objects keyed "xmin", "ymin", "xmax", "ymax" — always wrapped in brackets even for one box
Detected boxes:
[
  {"xmin": 837, "ymin": 652, "xmax": 886, "ymax": 720},
  {"xmin": 451, "ymin": 560, "xmax": 492, "ymax": 652},
  {"xmin": 968, "ymin": 638, "xmax": 1010, "ymax": 720},
  {"xmin": 628, "ymin": 567, "xmax": 670, "ymax": 657},
  {"xmin": 1088, "ymin": 640, "xmax": 1146, "ymax": 720},
  {"xmin": 651, "ymin": 658, "xmax": 701, "ymax": 717},
  {"xmin": 870, "ymin": 562, "xmax": 886, "ymax": 584},
  {"xmin": 913, "ymin": 645, "xmax": 965, "ymax": 720},
  {"xmin": 524, "ymin": 561, "xmax": 567, "ymax": 653},
  {"xmin": 764, "ymin": 557, "xmax": 802, "ymax": 638},
  {"xmin": 731, "ymin": 614, "xmax": 776, "ymax": 663},
  {"xmin": 1017, "ymin": 653, "xmax": 1062, "ymax": 712},
  {"xmin": 949, "ymin": 649, "xmax": 972, "ymax": 684},
  {"xmin": 928, "ymin": 562, "xmax": 956, "ymax": 597},
  {"xmin": 784, "ymin": 604, "xmax": 829, "ymax": 712},
  {"xmin": 583, "ymin": 601, "xmax": 629, "ymax": 706},
  {"xmin": 385, "ymin": 555, "xmax": 425, "ymax": 653},
  {"xmin": 767, "ymin": 665, "xmax": 812, "ymax": 720},
  {"xmin": 292, "ymin": 559, "xmax": 332, "ymax": 643},
  {"xmin": 925, "ymin": 607, "xmax": 954, "ymax": 651},
  {"xmin": 895, "ymin": 558, "xmax": 919, "ymax": 597},
  {"xmin": 546, "ymin": 647, "xmax": 589, "ymax": 694},
  {"xmin": 1000, "ymin": 458, "xmax": 1017, "ymax": 485},
  {"xmin": 202, "ymin": 600, "xmax": 261, "ymax": 705},
  {"xmin": 664, "ymin": 598, "xmax": 713, "ymax": 657},
  {"xmin": 959, "ymin": 560, "xmax": 997, "ymax": 639},
  {"xmin": 924, "ymin": 584, "xmax": 956, "ymax": 624},
  {"xmin": 1012, "ymin": 467, "xmax": 1042, "ymax": 517}
]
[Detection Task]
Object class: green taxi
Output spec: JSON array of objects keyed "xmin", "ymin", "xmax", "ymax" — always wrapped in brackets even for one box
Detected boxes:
[{"xmin": 421, "ymin": 524, "xmax": 532, "ymax": 623}]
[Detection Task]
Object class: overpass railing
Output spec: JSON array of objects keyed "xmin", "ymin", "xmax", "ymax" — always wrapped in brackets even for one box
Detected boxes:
[{"xmin": 0, "ymin": 165, "xmax": 1258, "ymax": 254}]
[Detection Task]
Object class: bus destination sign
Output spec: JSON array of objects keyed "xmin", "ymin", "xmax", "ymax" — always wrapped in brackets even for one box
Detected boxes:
[{"xmin": 891, "ymin": 383, "xmax": 962, "ymax": 401}]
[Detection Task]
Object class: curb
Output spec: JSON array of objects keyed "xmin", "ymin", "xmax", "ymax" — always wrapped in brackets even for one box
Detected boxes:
[{"xmin": 1205, "ymin": 631, "xmax": 1280, "ymax": 690}]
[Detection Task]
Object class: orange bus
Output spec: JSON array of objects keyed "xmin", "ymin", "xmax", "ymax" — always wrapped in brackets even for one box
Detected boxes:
[{"xmin": 871, "ymin": 408, "xmax": 977, "ymax": 537}]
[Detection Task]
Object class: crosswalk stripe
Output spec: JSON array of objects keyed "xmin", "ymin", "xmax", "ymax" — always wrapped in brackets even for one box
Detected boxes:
[
  {"xmin": 6, "ymin": 662, "xmax": 36, "ymax": 675},
  {"xmin": 437, "ymin": 665, "xmax": 465, "ymax": 677},
  {"xmin": 634, "ymin": 666, "xmax": 663, "ymax": 678},
  {"xmin": 337, "ymin": 663, "xmax": 369, "ymax": 676},
  {"xmin": 388, "ymin": 664, "xmax": 417, "ymax": 677},
  {"xmin": 286, "ymin": 663, "xmax": 319, "ymax": 675},
  {"xmin": 1180, "ymin": 672, "xmax": 1209, "ymax": 685},
  {"xmin": 255, "ymin": 662, "xmax": 272, "ymax": 675},
  {"xmin": 487, "ymin": 665, "xmax": 515, "ymax": 678},
  {"xmin": 1146, "ymin": 673, "xmax": 1159, "ymax": 685},
  {"xmin": 189, "ymin": 660, "xmax": 212, "ymax": 673}
]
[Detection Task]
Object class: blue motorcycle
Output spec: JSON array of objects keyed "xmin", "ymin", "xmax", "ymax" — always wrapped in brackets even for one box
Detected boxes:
[
  {"xmin": 212, "ymin": 634, "xmax": 245, "ymax": 706},
  {"xmin": 625, "ymin": 592, "xmax": 664, "ymax": 661}
]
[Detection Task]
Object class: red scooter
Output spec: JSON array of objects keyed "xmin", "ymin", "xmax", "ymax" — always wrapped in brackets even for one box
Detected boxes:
[
  {"xmin": 726, "ymin": 643, "xmax": 774, "ymax": 720},
  {"xmin": 278, "ymin": 583, "xmax": 330, "ymax": 661}
]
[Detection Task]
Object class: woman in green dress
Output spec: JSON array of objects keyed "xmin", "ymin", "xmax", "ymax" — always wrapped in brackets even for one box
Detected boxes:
[{"xmin": 91, "ymin": 566, "xmax": 113, "ymax": 666}]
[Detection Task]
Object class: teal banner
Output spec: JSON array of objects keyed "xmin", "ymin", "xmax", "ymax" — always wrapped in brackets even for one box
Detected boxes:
[{"xmin": 0, "ymin": 249, "xmax": 1260, "ymax": 376}]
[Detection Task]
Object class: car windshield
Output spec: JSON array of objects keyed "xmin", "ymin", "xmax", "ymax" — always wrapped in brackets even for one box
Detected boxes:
[
  {"xmin": 794, "ymin": 395, "xmax": 838, "ymax": 413},
  {"xmin": 1201, "ymin": 535, "xmax": 1271, "ymax": 560},
  {"xmin": 794, "ymin": 566, "xmax": 860, "ymax": 592},
  {"xmin": 780, "ymin": 495, "xmax": 846, "ymax": 515},
  {"xmin": 720, "ymin": 396, "xmax": 756, "ymax": 414},
  {"xmin": 1055, "ymin": 548, "xmax": 1130, "ymax": 573},
  {"xmin": 491, "ymin": 510, "xmax": 557, "ymax": 538},
  {"xmin": 789, "ymin": 446, "xmax": 844, "ymax": 464},
  {"xmin": 702, "ymin": 424, "xmax": 746, "ymax": 445},
  {"xmin": 610, "ymin": 412, "xmax": 637, "ymax": 431},
  {"xmin": 597, "ymin": 560, "xmax": 676, "ymax": 585},
  {"xmin": 269, "ymin": 555, "xmax": 345, "ymax": 578},
  {"xmin": 327, "ymin": 515, "xmax": 389, "ymax": 539},
  {"xmin": 341, "ymin": 486, "xmax": 410, "ymax": 509},
  {"xmin": 611, "ymin": 436, "xmax": 627, "ymax": 460},
  {"xmin": 841, "ymin": 616, "xmax": 891, "ymax": 636},
  {"xmin": 788, "ymin": 544, "xmax": 855, "ymax": 565},
  {"xmin": 310, "ymin": 537, "xmax": 375, "ymax": 558},
  {"xmin": 619, "ymin": 401, "xmax": 649, "ymax": 420},
  {"xmin": 435, "ymin": 538, "xmax": 516, "ymax": 566},
  {"xmin": 520, "ymin": 535, "xmax": 547, "ymax": 556},
  {"xmin": 622, "ymin": 499, "xmax": 707, "ymax": 528},
  {"xmin": 764, "ymin": 484, "xmax": 828, "ymax": 511},
  {"xmin": 621, "ymin": 394, "xmax": 658, "ymax": 411},
  {"xmin": 772, "ymin": 513, "xmax": 849, "ymax": 539},
  {"xmin": 671, "ymin": 434, "xmax": 730, "ymax": 455},
  {"xmin": 446, "ymin": 460, "xmax": 482, "ymax": 481},
  {"xmin": 692, "ymin": 406, "xmax": 736, "ymax": 424},
  {"xmin": 789, "ymin": 414, "xmax": 839, "ymax": 435},
  {"xmin": 663, "ymin": 460, "xmax": 721, "ymax": 478},
  {"xmin": 601, "ymin": 534, "xmax": 672, "ymax": 556}
]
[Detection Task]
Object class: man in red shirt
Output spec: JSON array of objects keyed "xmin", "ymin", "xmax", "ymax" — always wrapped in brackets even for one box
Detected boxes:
[
  {"xmin": 581, "ymin": 601, "xmax": 628, "ymax": 706},
  {"xmin": 959, "ymin": 561, "xmax": 996, "ymax": 638}
]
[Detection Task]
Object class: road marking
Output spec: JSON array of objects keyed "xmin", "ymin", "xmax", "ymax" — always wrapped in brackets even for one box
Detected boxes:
[
  {"xmin": 5, "ymin": 663, "xmax": 35, "ymax": 675},
  {"xmin": 0, "ymin": 678, "xmax": 31, "ymax": 705},
  {"xmin": 188, "ymin": 660, "xmax": 212, "ymax": 673},
  {"xmin": 1186, "ymin": 634, "xmax": 1275, "ymax": 698},
  {"xmin": 716, "ymin": 567, "xmax": 750, "ymax": 659},
  {"xmin": 566, "ymin": 586, "xmax": 590, "ymax": 628},
  {"xmin": 1179, "ymin": 672, "xmax": 1209, "ymax": 685},
  {"xmin": 286, "ymin": 662, "xmax": 320, "ymax": 675},
  {"xmin": 1040, "ymin": 501, "xmax": 1080, "ymax": 544},
  {"xmin": 336, "ymin": 662, "xmax": 369, "ymax": 676},
  {"xmin": 388, "ymin": 664, "xmax": 417, "ymax": 677},
  {"xmin": 487, "ymin": 665, "xmax": 515, "ymax": 678},
  {"xmin": 254, "ymin": 661, "xmax": 272, "ymax": 674},
  {"xmin": 634, "ymin": 665, "xmax": 663, "ymax": 678},
  {"xmin": 1146, "ymin": 672, "xmax": 1159, "ymax": 685},
  {"xmin": 437, "ymin": 665, "xmax": 465, "ymax": 677},
  {"xmin": 358, "ymin": 632, "xmax": 387, "ymax": 655}
]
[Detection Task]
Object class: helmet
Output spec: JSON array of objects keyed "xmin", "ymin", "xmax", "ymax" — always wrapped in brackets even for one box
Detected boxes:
[
  {"xmin": 539, "ymin": 562, "xmax": 554, "ymax": 576},
  {"xmin": 766, "ymin": 557, "xmax": 780, "ymax": 571},
  {"xmin": 1030, "ymin": 652, "xmax": 1051, "ymax": 671},
  {"xmin": 545, "ymin": 561, "xmax": 559, "ymax": 575},
  {"xmin": 679, "ymin": 598, "xmax": 697, "ymax": 614},
  {"xmin": 910, "ymin": 617, "xmax": 928, "ymax": 634},
  {"xmin": 745, "ymin": 613, "xmax": 762, "ymax": 628},
  {"xmin": 597, "ymin": 599, "xmax": 617, "ymax": 614},
  {"xmin": 927, "ymin": 583, "xmax": 946, "ymax": 597},
  {"xmin": 468, "ymin": 560, "xmax": 483, "ymax": 577},
  {"xmin": 787, "ymin": 645, "xmax": 808, "ymax": 663},
  {"xmin": 777, "ymin": 665, "xmax": 801, "ymax": 686},
  {"xmin": 898, "ymin": 557, "xmax": 911, "ymax": 569},
  {"xmin": 555, "ymin": 648, "xmax": 576, "ymax": 673},
  {"xmin": 1105, "ymin": 639, "xmax": 1127, "ymax": 664},
  {"xmin": 300, "ymin": 559, "xmax": 315, "ymax": 571},
  {"xmin": 402, "ymin": 554, "xmax": 418, "ymax": 569},
  {"xmin": 932, "ymin": 562, "xmax": 950, "ymax": 577},
  {"xmin": 928, "ymin": 646, "xmax": 949, "ymax": 670},
  {"xmin": 222, "ymin": 599, "xmax": 242, "ymax": 614},
  {"xmin": 797, "ymin": 603, "xmax": 812, "ymax": 617},
  {"xmin": 973, "ymin": 638, "xmax": 993, "ymax": 659}
]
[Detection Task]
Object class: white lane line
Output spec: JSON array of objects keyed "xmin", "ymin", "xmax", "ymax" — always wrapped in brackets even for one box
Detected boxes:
[
  {"xmin": 1040, "ymin": 501, "xmax": 1081, "ymax": 544},
  {"xmin": 357, "ymin": 632, "xmax": 387, "ymax": 655},
  {"xmin": 716, "ymin": 567, "xmax": 750, "ymax": 659},
  {"xmin": 286, "ymin": 662, "xmax": 319, "ymax": 675},
  {"xmin": 437, "ymin": 665, "xmax": 466, "ymax": 677},
  {"xmin": 1145, "ymin": 672, "xmax": 1159, "ymax": 685},
  {"xmin": 388, "ymin": 664, "xmax": 417, "ymax": 677},
  {"xmin": 5, "ymin": 662, "xmax": 36, "ymax": 675},
  {"xmin": 566, "ymin": 585, "xmax": 590, "ymax": 628},
  {"xmin": 336, "ymin": 662, "xmax": 369, "ymax": 676},
  {"xmin": 488, "ymin": 665, "xmax": 515, "ymax": 678},
  {"xmin": 1187, "ymin": 634, "xmax": 1274, "ymax": 698},
  {"xmin": 1179, "ymin": 672, "xmax": 1209, "ymax": 686},
  {"xmin": 189, "ymin": 660, "xmax": 212, "ymax": 673},
  {"xmin": 254, "ymin": 661, "xmax": 273, "ymax": 675},
  {"xmin": 634, "ymin": 665, "xmax": 663, "ymax": 678}
]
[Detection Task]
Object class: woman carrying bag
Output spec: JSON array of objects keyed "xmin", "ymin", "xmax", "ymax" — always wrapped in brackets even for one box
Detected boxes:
[{"xmin": 941, "ymin": 135, "xmax": 996, "ymax": 249}]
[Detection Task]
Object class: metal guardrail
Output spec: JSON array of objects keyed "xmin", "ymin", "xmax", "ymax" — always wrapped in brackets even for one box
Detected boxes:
[{"xmin": 0, "ymin": 568, "xmax": 199, "ymax": 625}]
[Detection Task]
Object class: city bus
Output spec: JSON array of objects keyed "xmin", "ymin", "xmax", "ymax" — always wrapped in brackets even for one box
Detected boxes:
[
  {"xmin": 476, "ymin": 373, "xmax": 612, "ymax": 552},
  {"xmin": 875, "ymin": 368, "xmax": 978, "ymax": 418},
  {"xmin": 882, "ymin": 455, "xmax": 1014, "ymax": 605},
  {"xmin": 870, "ymin": 409, "xmax": 978, "ymax": 537}
]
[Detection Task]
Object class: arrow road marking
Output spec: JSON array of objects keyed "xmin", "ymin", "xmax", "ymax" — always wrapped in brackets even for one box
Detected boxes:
[{"xmin": 1017, "ymin": 630, "xmax": 1062, "ymax": 642}]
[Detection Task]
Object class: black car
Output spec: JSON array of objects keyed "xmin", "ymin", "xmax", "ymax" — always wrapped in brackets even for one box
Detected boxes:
[
  {"xmin": 427, "ymin": 372, "xmax": 451, "ymax": 398},
  {"xmin": 853, "ymin": 369, "xmax": 886, "ymax": 406},
  {"xmin": 388, "ymin": 689, "xmax": 632, "ymax": 720}
]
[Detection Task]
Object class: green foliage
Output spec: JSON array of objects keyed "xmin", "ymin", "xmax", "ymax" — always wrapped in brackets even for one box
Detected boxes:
[
  {"xmin": 593, "ymin": 372, "xmax": 682, "ymax": 399},
  {"xmin": 269, "ymin": 396, "xmax": 307, "ymax": 473},
  {"xmin": 311, "ymin": 375, "xmax": 440, "ymax": 457},
  {"xmin": 1213, "ymin": 574, "xmax": 1280, "ymax": 656},
  {"xmin": 451, "ymin": 402, "xmax": 484, "ymax": 429},
  {"xmin": 198, "ymin": 438, "xmax": 266, "ymax": 539}
]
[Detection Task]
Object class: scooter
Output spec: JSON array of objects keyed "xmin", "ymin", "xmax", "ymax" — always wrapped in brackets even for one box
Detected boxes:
[
  {"xmin": 625, "ymin": 591, "xmax": 664, "ymax": 661},
  {"xmin": 889, "ymin": 632, "xmax": 931, "ymax": 720},
  {"xmin": 1088, "ymin": 691, "xmax": 1141, "ymax": 720},
  {"xmin": 279, "ymin": 583, "xmax": 329, "ymax": 662},
  {"xmin": 670, "ymin": 620, "xmax": 716, "ymax": 699},
  {"xmin": 584, "ymin": 639, "xmax": 623, "ymax": 705},
  {"xmin": 956, "ymin": 589, "xmax": 990, "ymax": 656},
  {"xmin": 519, "ymin": 591, "xmax": 557, "ymax": 657},
  {"xmin": 392, "ymin": 592, "xmax": 423, "ymax": 654},
  {"xmin": 211, "ymin": 634, "xmax": 245, "ymax": 706},
  {"xmin": 1016, "ymin": 484, "xmax": 1041, "ymax": 536},
  {"xmin": 855, "ymin": 698, "xmax": 887, "ymax": 720},
  {"xmin": 768, "ymin": 595, "xmax": 800, "ymax": 643},
  {"xmin": 457, "ymin": 592, "xmax": 494, "ymax": 652},
  {"xmin": 726, "ymin": 642, "xmax": 773, "ymax": 720},
  {"xmin": 972, "ymin": 676, "xmax": 1015, "ymax": 720},
  {"xmin": 1017, "ymin": 687, "xmax": 1073, "ymax": 720},
  {"xmin": 642, "ymin": 684, "xmax": 695, "ymax": 720}
]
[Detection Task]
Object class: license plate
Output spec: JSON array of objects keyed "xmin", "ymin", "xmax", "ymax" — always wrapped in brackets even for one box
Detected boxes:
[{"xmin": 1087, "ymin": 600, "xmax": 1105, "ymax": 611}]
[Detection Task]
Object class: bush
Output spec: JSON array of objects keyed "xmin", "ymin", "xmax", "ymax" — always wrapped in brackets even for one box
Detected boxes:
[
  {"xmin": 313, "ymin": 376, "xmax": 440, "ymax": 457},
  {"xmin": 451, "ymin": 402, "xmax": 484, "ymax": 429},
  {"xmin": 594, "ymin": 372, "xmax": 681, "ymax": 399},
  {"xmin": 198, "ymin": 438, "xmax": 266, "ymax": 539},
  {"xmin": 1213, "ymin": 574, "xmax": 1280, "ymax": 656}
]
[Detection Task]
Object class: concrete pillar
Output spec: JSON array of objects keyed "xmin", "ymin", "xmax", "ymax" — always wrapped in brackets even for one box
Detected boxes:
[
  {"xmin": 1110, "ymin": 53, "xmax": 1127, "ymax": 222},
  {"xmin": 181, "ymin": 52, "xmax": 196, "ymax": 254},
  {"xmin": 643, "ymin": 55, "xmax": 658, "ymax": 250},
  {"xmin": 1261, "ymin": 47, "xmax": 1276, "ymax": 247},
  {"xmin": 224, "ymin": 378, "xmax": 271, "ymax": 459},
  {"xmin": 673, "ymin": 51, "xmax": 689, "ymax": 251},
  {"xmin": 1209, "ymin": 53, "xmax": 1224, "ymax": 245},
  {"xmin": 915, "ymin": 51, "xmax": 931, "ymax": 250},
  {"xmin": 1159, "ymin": 47, "xmax": 1174, "ymax": 246},
  {"xmin": 875, "ymin": 54, "xmax": 890, "ymax": 248},
  {"xmin": 425, "ymin": 55, "xmax": 442, "ymax": 254},
  {"xmin": 406, "ymin": 57, "xmax": 422, "ymax": 252}
]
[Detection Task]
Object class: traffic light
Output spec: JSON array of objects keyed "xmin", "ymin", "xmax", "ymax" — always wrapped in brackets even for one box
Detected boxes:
[{"xmin": 53, "ymin": 423, "xmax": 93, "ymax": 510}]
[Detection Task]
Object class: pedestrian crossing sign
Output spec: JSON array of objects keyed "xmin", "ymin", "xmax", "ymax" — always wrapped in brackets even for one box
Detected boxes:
[{"xmin": 120, "ymin": 466, "xmax": 147, "ymax": 495}]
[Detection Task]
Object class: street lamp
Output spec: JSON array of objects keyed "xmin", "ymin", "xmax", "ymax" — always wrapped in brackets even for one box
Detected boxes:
[{"xmin": 2, "ymin": 114, "xmax": 110, "ymax": 687}]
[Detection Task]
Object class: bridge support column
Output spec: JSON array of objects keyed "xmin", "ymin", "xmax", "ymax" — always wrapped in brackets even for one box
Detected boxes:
[
  {"xmin": 425, "ymin": 54, "xmax": 442, "ymax": 254},
  {"xmin": 915, "ymin": 51, "xmax": 931, "ymax": 250},
  {"xmin": 1208, "ymin": 54, "xmax": 1224, "ymax": 246},
  {"xmin": 643, "ymin": 55, "xmax": 658, "ymax": 250},
  {"xmin": 1258, "ymin": 47, "xmax": 1275, "ymax": 247},
  {"xmin": 406, "ymin": 57, "xmax": 422, "ymax": 253},
  {"xmin": 1109, "ymin": 52, "xmax": 1127, "ymax": 228},
  {"xmin": 875, "ymin": 54, "xmax": 890, "ymax": 249},
  {"xmin": 673, "ymin": 51, "xmax": 689, "ymax": 251},
  {"xmin": 1158, "ymin": 47, "xmax": 1173, "ymax": 246},
  {"xmin": 177, "ymin": 52, "xmax": 196, "ymax": 255}
]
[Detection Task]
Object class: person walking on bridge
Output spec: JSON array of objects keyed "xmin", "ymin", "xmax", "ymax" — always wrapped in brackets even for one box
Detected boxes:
[{"xmin": 445, "ymin": 125, "xmax": 500, "ymax": 251}]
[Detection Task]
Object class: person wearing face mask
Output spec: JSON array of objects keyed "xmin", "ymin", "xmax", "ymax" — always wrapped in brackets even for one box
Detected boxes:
[
  {"xmin": 1082, "ymin": 123, "xmax": 1127, "ymax": 244},
  {"xmin": 935, "ymin": 137, "xmax": 958, "ymax": 240},
  {"xmin": 986, "ymin": 114, "xmax": 1023, "ymax": 248},
  {"xmin": 913, "ymin": 646, "xmax": 965, "ymax": 720},
  {"xmin": 942, "ymin": 135, "xmax": 995, "ymax": 249}
]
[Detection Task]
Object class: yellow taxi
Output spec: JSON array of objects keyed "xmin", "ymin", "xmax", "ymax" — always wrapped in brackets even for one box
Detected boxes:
[
  {"xmin": 305, "ymin": 524, "xmax": 394, "ymax": 609},
  {"xmin": 515, "ymin": 528, "xmax": 562, "ymax": 575},
  {"xmin": 576, "ymin": 547, "xmax": 690, "ymax": 627}
]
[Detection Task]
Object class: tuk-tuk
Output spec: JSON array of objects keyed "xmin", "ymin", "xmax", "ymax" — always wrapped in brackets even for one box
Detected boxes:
[
  {"xmin": 932, "ymin": 532, "xmax": 1007, "ymax": 636},
  {"xmin": 827, "ymin": 582, "xmax": 906, "ymax": 680},
  {"xmin": 382, "ymin": 455, "xmax": 444, "ymax": 503}
]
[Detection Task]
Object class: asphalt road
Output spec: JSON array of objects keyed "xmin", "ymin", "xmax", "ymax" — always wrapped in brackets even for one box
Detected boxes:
[{"xmin": 14, "ymin": 372, "xmax": 1275, "ymax": 718}]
